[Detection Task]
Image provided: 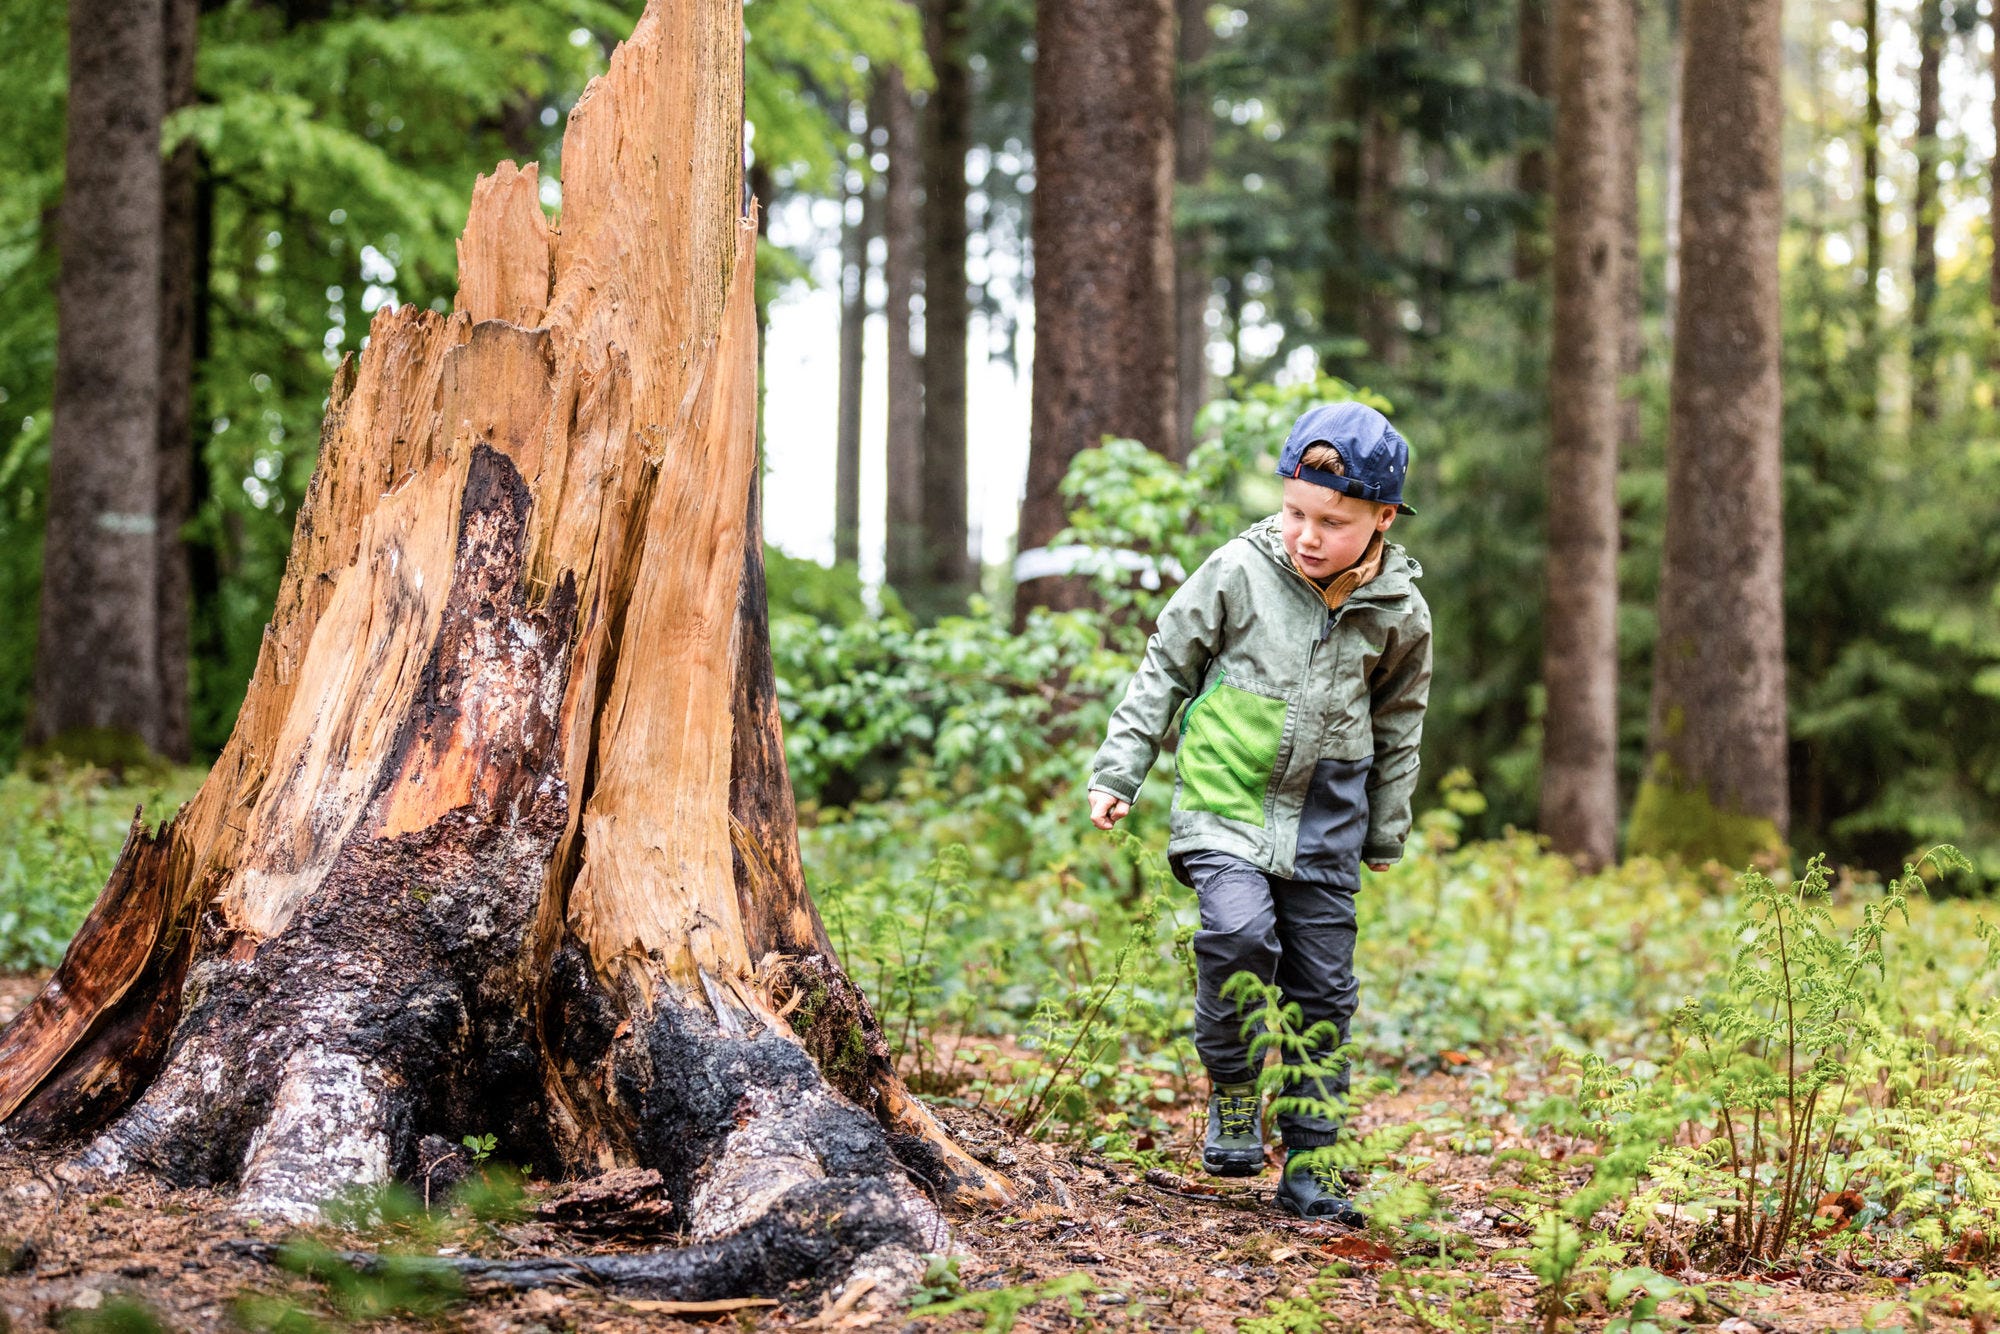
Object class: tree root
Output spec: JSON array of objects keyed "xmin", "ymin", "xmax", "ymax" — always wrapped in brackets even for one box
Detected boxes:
[{"xmin": 226, "ymin": 1176, "xmax": 931, "ymax": 1309}]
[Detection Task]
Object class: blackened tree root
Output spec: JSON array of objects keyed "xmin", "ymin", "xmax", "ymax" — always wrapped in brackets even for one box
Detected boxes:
[{"xmin": 227, "ymin": 1176, "xmax": 929, "ymax": 1310}]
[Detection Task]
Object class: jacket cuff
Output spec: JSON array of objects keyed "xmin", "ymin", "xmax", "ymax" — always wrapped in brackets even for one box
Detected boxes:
[
  {"xmin": 1361, "ymin": 841, "xmax": 1402, "ymax": 864},
  {"xmin": 1090, "ymin": 778, "xmax": 1141, "ymax": 804}
]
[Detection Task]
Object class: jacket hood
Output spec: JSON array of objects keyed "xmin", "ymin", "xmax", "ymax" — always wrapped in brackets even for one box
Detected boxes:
[{"xmin": 1240, "ymin": 516, "xmax": 1421, "ymax": 602}]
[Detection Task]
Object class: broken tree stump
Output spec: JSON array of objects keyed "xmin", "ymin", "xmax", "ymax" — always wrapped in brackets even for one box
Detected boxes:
[{"xmin": 0, "ymin": 0, "xmax": 1002, "ymax": 1304}]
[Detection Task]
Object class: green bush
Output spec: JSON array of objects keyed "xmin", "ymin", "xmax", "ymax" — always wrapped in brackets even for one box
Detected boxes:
[{"xmin": 0, "ymin": 764, "xmax": 202, "ymax": 971}]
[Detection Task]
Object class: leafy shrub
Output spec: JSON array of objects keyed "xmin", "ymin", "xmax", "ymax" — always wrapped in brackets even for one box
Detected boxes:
[{"xmin": 0, "ymin": 764, "xmax": 202, "ymax": 971}]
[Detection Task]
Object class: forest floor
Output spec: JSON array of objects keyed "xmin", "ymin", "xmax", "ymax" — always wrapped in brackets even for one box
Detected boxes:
[{"xmin": 0, "ymin": 974, "xmax": 1915, "ymax": 1334}]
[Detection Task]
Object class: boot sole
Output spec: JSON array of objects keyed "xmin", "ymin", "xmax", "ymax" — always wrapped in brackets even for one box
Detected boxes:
[
  {"xmin": 1202, "ymin": 1152, "xmax": 1265, "ymax": 1178},
  {"xmin": 1274, "ymin": 1193, "xmax": 1367, "ymax": 1227}
]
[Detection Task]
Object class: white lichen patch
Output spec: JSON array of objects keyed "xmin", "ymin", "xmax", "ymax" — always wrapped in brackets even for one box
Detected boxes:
[{"xmin": 235, "ymin": 1049, "xmax": 392, "ymax": 1223}]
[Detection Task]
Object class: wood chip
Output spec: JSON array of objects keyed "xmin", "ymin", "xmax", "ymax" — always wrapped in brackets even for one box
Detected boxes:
[{"xmin": 619, "ymin": 1298, "xmax": 781, "ymax": 1314}]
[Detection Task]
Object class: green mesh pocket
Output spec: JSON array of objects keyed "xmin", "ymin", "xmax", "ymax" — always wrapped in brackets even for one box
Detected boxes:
[{"xmin": 1178, "ymin": 681, "xmax": 1288, "ymax": 825}]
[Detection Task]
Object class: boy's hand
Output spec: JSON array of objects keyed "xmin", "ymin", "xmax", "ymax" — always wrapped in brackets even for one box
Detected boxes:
[
  {"xmin": 1089, "ymin": 789, "xmax": 1131, "ymax": 830},
  {"xmin": 1365, "ymin": 862, "xmax": 1391, "ymax": 873}
]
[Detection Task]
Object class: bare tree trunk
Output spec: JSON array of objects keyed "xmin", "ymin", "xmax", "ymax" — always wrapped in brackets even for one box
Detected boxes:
[
  {"xmin": 1017, "ymin": 0, "xmax": 1177, "ymax": 620},
  {"xmin": 1662, "ymin": 0, "xmax": 1682, "ymax": 345},
  {"xmin": 1, "ymin": 2, "xmax": 1000, "ymax": 1302},
  {"xmin": 1618, "ymin": 0, "xmax": 1643, "ymax": 457},
  {"xmin": 920, "ymin": 0, "xmax": 973, "ymax": 615},
  {"xmin": 1361, "ymin": 110, "xmax": 1404, "ymax": 367},
  {"xmin": 1515, "ymin": 0, "xmax": 1553, "ymax": 283},
  {"xmin": 880, "ymin": 70, "xmax": 926, "ymax": 603},
  {"xmin": 155, "ymin": 0, "xmax": 199, "ymax": 764},
  {"xmin": 1911, "ymin": 0, "xmax": 1942, "ymax": 423},
  {"xmin": 835, "ymin": 107, "xmax": 873, "ymax": 569},
  {"xmin": 1860, "ymin": 0, "xmax": 1881, "ymax": 397},
  {"xmin": 1991, "ymin": 0, "xmax": 2000, "ymax": 369},
  {"xmin": 1540, "ymin": 0, "xmax": 1633, "ymax": 870},
  {"xmin": 1323, "ymin": 0, "xmax": 1370, "ymax": 358},
  {"xmin": 1174, "ymin": 0, "xmax": 1213, "ymax": 458},
  {"xmin": 1630, "ymin": 0, "xmax": 1788, "ymax": 864},
  {"xmin": 32, "ymin": 0, "xmax": 166, "ymax": 756}
]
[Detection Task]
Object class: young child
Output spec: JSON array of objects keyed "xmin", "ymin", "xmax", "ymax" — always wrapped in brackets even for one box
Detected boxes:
[{"xmin": 1086, "ymin": 401, "xmax": 1431, "ymax": 1222}]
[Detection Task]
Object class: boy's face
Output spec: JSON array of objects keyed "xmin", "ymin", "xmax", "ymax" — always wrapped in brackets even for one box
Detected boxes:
[{"xmin": 1279, "ymin": 479, "xmax": 1396, "ymax": 579}]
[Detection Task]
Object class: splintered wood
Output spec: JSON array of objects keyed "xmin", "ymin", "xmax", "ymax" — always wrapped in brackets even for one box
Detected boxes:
[{"xmin": 1, "ymin": 0, "xmax": 1002, "ymax": 1246}]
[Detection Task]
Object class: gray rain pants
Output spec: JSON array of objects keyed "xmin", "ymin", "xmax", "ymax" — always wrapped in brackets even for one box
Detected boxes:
[{"xmin": 1178, "ymin": 849, "xmax": 1358, "ymax": 1150}]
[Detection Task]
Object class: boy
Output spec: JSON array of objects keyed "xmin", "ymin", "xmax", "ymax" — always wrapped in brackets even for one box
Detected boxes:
[{"xmin": 1086, "ymin": 401, "xmax": 1431, "ymax": 1222}]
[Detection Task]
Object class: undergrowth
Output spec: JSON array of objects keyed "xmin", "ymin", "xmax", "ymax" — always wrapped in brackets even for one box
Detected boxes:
[{"xmin": 0, "ymin": 763, "xmax": 203, "ymax": 970}]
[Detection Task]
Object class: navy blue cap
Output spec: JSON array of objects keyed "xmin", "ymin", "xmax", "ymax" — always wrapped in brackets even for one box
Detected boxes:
[{"xmin": 1275, "ymin": 402, "xmax": 1416, "ymax": 515}]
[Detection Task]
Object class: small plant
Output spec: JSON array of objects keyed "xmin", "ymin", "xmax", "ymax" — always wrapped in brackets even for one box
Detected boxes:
[
  {"xmin": 1664, "ymin": 846, "xmax": 1978, "ymax": 1264},
  {"xmin": 273, "ymin": 1239, "xmax": 463, "ymax": 1321},
  {"xmin": 458, "ymin": 1132, "xmax": 496, "ymax": 1165},
  {"xmin": 61, "ymin": 1297, "xmax": 168, "ymax": 1334},
  {"xmin": 908, "ymin": 1270, "xmax": 1095, "ymax": 1334}
]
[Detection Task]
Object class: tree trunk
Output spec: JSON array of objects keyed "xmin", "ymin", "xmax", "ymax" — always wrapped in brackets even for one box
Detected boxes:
[
  {"xmin": 1991, "ymin": 0, "xmax": 2000, "ymax": 369},
  {"xmin": 32, "ymin": 0, "xmax": 166, "ymax": 756},
  {"xmin": 1515, "ymin": 0, "xmax": 1553, "ymax": 284},
  {"xmin": 1860, "ymin": 0, "xmax": 1880, "ymax": 398},
  {"xmin": 1629, "ymin": 0, "xmax": 1788, "ymax": 865},
  {"xmin": 0, "ymin": 1, "xmax": 1001, "ymax": 1304},
  {"xmin": 1323, "ymin": 0, "xmax": 1369, "ymax": 357},
  {"xmin": 1174, "ymin": 0, "xmax": 1213, "ymax": 457},
  {"xmin": 1618, "ymin": 0, "xmax": 1643, "ymax": 459},
  {"xmin": 1018, "ymin": 0, "xmax": 1177, "ymax": 620},
  {"xmin": 1361, "ymin": 108, "xmax": 1404, "ymax": 367},
  {"xmin": 920, "ymin": 0, "xmax": 974, "ymax": 616},
  {"xmin": 835, "ymin": 110, "xmax": 873, "ymax": 569},
  {"xmin": 880, "ymin": 70, "xmax": 926, "ymax": 603},
  {"xmin": 1662, "ymin": 0, "xmax": 1682, "ymax": 345},
  {"xmin": 1540, "ymin": 0, "xmax": 1633, "ymax": 870},
  {"xmin": 1911, "ymin": 0, "xmax": 1941, "ymax": 423},
  {"xmin": 155, "ymin": 0, "xmax": 200, "ymax": 764}
]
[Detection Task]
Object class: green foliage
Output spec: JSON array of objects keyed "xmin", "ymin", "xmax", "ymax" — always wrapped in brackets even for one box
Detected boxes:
[
  {"xmin": 908, "ymin": 1268, "xmax": 1096, "ymax": 1334},
  {"xmin": 61, "ymin": 1298, "xmax": 168, "ymax": 1334},
  {"xmin": 0, "ymin": 0, "xmax": 922, "ymax": 764},
  {"xmin": 0, "ymin": 765, "xmax": 203, "ymax": 970},
  {"xmin": 273, "ymin": 1239, "xmax": 462, "ymax": 1321}
]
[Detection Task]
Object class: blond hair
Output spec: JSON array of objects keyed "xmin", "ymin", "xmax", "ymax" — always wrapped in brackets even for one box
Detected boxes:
[{"xmin": 1300, "ymin": 442, "xmax": 1347, "ymax": 475}]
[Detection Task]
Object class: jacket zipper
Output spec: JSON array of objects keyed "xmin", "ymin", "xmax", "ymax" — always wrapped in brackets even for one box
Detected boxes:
[{"xmin": 1180, "ymin": 672, "xmax": 1226, "ymax": 738}]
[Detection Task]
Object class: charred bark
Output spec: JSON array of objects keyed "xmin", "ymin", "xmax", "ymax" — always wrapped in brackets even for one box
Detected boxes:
[{"xmin": 1, "ymin": 0, "xmax": 1001, "ymax": 1304}]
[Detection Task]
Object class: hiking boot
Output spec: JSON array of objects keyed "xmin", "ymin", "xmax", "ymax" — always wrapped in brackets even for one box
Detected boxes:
[
  {"xmin": 1274, "ymin": 1150, "xmax": 1368, "ymax": 1225},
  {"xmin": 1201, "ymin": 1080, "xmax": 1265, "ymax": 1177}
]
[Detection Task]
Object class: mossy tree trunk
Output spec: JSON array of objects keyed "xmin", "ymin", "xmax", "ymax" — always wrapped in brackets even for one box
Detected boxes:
[
  {"xmin": 1629, "ymin": 0, "xmax": 1788, "ymax": 867},
  {"xmin": 0, "ymin": 0, "xmax": 1000, "ymax": 1303}
]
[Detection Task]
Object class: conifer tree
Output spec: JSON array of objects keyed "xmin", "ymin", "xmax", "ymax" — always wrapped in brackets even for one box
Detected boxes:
[{"xmin": 1631, "ymin": 0, "xmax": 1788, "ymax": 864}]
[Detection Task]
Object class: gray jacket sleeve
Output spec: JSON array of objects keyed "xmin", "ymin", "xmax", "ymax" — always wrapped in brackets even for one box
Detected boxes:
[
  {"xmin": 1088, "ymin": 553, "xmax": 1232, "ymax": 803},
  {"xmin": 1362, "ymin": 601, "xmax": 1432, "ymax": 863}
]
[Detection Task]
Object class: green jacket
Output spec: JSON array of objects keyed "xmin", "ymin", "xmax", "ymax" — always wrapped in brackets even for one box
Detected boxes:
[{"xmin": 1089, "ymin": 517, "xmax": 1431, "ymax": 884}]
